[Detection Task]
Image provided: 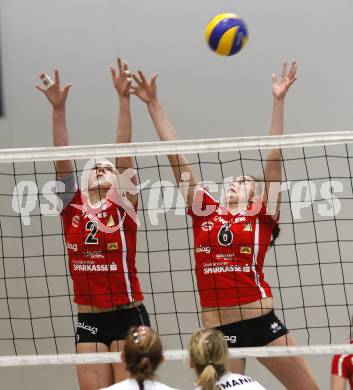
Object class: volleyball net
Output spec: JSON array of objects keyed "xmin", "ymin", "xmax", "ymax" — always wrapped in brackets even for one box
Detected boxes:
[{"xmin": 1, "ymin": 131, "xmax": 353, "ymax": 366}]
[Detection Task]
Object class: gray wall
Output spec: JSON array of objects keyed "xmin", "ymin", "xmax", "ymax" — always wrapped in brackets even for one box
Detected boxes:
[{"xmin": 1, "ymin": 0, "xmax": 353, "ymax": 389}]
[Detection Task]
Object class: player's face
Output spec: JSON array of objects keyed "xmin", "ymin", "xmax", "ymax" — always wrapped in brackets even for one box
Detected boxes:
[
  {"xmin": 226, "ymin": 175, "xmax": 257, "ymax": 204},
  {"xmin": 88, "ymin": 163, "xmax": 116, "ymax": 191}
]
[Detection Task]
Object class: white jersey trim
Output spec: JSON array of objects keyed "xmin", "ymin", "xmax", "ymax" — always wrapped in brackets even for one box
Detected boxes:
[
  {"xmin": 116, "ymin": 208, "xmax": 132, "ymax": 302},
  {"xmin": 252, "ymin": 218, "xmax": 267, "ymax": 299},
  {"xmin": 338, "ymin": 354, "xmax": 348, "ymax": 377}
]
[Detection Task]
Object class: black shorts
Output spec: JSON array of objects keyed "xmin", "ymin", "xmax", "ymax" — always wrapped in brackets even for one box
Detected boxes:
[
  {"xmin": 75, "ymin": 304, "xmax": 150, "ymax": 346},
  {"xmin": 216, "ymin": 310, "xmax": 288, "ymax": 348}
]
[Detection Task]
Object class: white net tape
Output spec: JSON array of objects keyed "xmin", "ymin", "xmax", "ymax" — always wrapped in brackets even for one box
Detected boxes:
[
  {"xmin": 0, "ymin": 131, "xmax": 352, "ymax": 162},
  {"xmin": 2, "ymin": 345, "xmax": 353, "ymax": 367}
]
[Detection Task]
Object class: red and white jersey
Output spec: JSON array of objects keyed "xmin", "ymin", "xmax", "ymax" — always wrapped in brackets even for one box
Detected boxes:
[
  {"xmin": 61, "ymin": 189, "xmax": 143, "ymax": 308},
  {"xmin": 331, "ymin": 342, "xmax": 353, "ymax": 389},
  {"xmin": 188, "ymin": 187, "xmax": 278, "ymax": 308}
]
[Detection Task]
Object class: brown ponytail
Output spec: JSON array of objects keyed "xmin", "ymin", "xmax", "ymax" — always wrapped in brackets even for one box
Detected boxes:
[{"xmin": 124, "ymin": 326, "xmax": 163, "ymax": 390}]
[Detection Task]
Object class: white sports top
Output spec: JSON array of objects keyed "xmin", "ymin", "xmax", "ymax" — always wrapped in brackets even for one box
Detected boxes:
[
  {"xmin": 100, "ymin": 378, "xmax": 178, "ymax": 390},
  {"xmin": 194, "ymin": 372, "xmax": 266, "ymax": 390}
]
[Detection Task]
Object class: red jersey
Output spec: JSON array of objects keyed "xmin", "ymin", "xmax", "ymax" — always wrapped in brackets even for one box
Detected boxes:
[
  {"xmin": 61, "ymin": 189, "xmax": 143, "ymax": 308},
  {"xmin": 331, "ymin": 342, "xmax": 353, "ymax": 389},
  {"xmin": 188, "ymin": 187, "xmax": 278, "ymax": 308}
]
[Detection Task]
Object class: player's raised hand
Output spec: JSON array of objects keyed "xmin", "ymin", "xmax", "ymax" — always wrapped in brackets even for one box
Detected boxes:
[
  {"xmin": 131, "ymin": 70, "xmax": 159, "ymax": 104},
  {"xmin": 36, "ymin": 70, "xmax": 72, "ymax": 109},
  {"xmin": 111, "ymin": 57, "xmax": 133, "ymax": 98},
  {"xmin": 272, "ymin": 61, "xmax": 297, "ymax": 100}
]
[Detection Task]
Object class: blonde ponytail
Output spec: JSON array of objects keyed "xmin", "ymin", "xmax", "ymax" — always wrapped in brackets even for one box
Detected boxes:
[{"xmin": 188, "ymin": 329, "xmax": 229, "ymax": 390}]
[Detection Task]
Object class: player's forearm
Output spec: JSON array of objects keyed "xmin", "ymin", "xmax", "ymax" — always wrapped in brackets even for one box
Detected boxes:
[
  {"xmin": 267, "ymin": 97, "xmax": 284, "ymax": 161},
  {"xmin": 269, "ymin": 97, "xmax": 284, "ymax": 137},
  {"xmin": 147, "ymin": 99, "xmax": 178, "ymax": 141},
  {"xmin": 117, "ymin": 96, "xmax": 132, "ymax": 144},
  {"xmin": 52, "ymin": 106, "xmax": 70, "ymax": 146},
  {"xmin": 147, "ymin": 98, "xmax": 197, "ymax": 196},
  {"xmin": 52, "ymin": 106, "xmax": 73, "ymax": 175},
  {"xmin": 116, "ymin": 96, "xmax": 134, "ymax": 172},
  {"xmin": 264, "ymin": 98, "xmax": 283, "ymax": 184}
]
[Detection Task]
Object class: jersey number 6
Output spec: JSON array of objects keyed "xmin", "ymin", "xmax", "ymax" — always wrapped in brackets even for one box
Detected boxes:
[{"xmin": 218, "ymin": 224, "xmax": 233, "ymax": 246}]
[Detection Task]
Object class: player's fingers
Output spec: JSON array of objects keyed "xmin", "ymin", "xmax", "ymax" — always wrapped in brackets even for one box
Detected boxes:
[
  {"xmin": 110, "ymin": 66, "xmax": 116, "ymax": 81},
  {"xmin": 138, "ymin": 70, "xmax": 147, "ymax": 84},
  {"xmin": 117, "ymin": 57, "xmax": 123, "ymax": 74},
  {"xmin": 288, "ymin": 61, "xmax": 297, "ymax": 79},
  {"xmin": 40, "ymin": 73, "xmax": 54, "ymax": 88},
  {"xmin": 272, "ymin": 73, "xmax": 277, "ymax": 83},
  {"xmin": 132, "ymin": 73, "xmax": 142, "ymax": 84},
  {"xmin": 281, "ymin": 62, "xmax": 287, "ymax": 79},
  {"xmin": 54, "ymin": 70, "xmax": 60, "ymax": 85},
  {"xmin": 151, "ymin": 73, "xmax": 159, "ymax": 85},
  {"xmin": 123, "ymin": 59, "xmax": 128, "ymax": 71},
  {"xmin": 63, "ymin": 84, "xmax": 72, "ymax": 95},
  {"xmin": 289, "ymin": 76, "xmax": 298, "ymax": 86},
  {"xmin": 35, "ymin": 85, "xmax": 46, "ymax": 93}
]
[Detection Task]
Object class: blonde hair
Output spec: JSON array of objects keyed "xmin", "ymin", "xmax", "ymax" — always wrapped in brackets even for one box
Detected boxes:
[
  {"xmin": 124, "ymin": 326, "xmax": 163, "ymax": 390},
  {"xmin": 188, "ymin": 329, "xmax": 228, "ymax": 390}
]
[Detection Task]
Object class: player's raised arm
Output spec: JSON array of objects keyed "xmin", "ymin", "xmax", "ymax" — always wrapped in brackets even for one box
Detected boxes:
[
  {"xmin": 132, "ymin": 70, "xmax": 197, "ymax": 207},
  {"xmin": 36, "ymin": 70, "xmax": 73, "ymax": 177},
  {"xmin": 111, "ymin": 57, "xmax": 137, "ymax": 205},
  {"xmin": 263, "ymin": 61, "xmax": 297, "ymax": 216}
]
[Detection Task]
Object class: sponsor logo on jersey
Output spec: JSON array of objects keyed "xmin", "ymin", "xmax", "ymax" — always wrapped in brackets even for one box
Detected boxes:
[
  {"xmin": 196, "ymin": 246, "xmax": 211, "ymax": 254},
  {"xmin": 97, "ymin": 211, "xmax": 108, "ymax": 219},
  {"xmin": 224, "ymin": 335, "xmax": 237, "ymax": 344},
  {"xmin": 216, "ymin": 253, "xmax": 235, "ymax": 260},
  {"xmin": 201, "ymin": 221, "xmax": 214, "ymax": 231},
  {"xmin": 214, "ymin": 215, "xmax": 246, "ymax": 225},
  {"xmin": 214, "ymin": 215, "xmax": 228, "ymax": 225},
  {"xmin": 107, "ymin": 242, "xmax": 119, "ymax": 251},
  {"xmin": 243, "ymin": 222, "xmax": 252, "ymax": 232},
  {"xmin": 73, "ymin": 263, "xmax": 108, "ymax": 271},
  {"xmin": 67, "ymin": 242, "xmax": 78, "ymax": 252},
  {"xmin": 270, "ymin": 321, "xmax": 282, "ymax": 334},
  {"xmin": 240, "ymin": 246, "xmax": 252, "ymax": 254},
  {"xmin": 204, "ymin": 264, "xmax": 251, "ymax": 274},
  {"xmin": 110, "ymin": 262, "xmax": 118, "ymax": 271},
  {"xmin": 77, "ymin": 321, "xmax": 98, "ymax": 335},
  {"xmin": 107, "ymin": 215, "xmax": 115, "ymax": 227},
  {"xmin": 84, "ymin": 250, "xmax": 104, "ymax": 259},
  {"xmin": 72, "ymin": 215, "xmax": 80, "ymax": 228}
]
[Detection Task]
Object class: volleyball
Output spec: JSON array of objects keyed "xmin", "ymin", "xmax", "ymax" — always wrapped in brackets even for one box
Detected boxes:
[{"xmin": 204, "ymin": 13, "xmax": 248, "ymax": 56}]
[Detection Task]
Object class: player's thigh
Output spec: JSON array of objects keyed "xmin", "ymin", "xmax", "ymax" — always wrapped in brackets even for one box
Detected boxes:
[
  {"xmin": 110, "ymin": 340, "xmax": 128, "ymax": 382},
  {"xmin": 331, "ymin": 374, "xmax": 347, "ymax": 390},
  {"xmin": 257, "ymin": 333, "xmax": 319, "ymax": 390},
  {"xmin": 76, "ymin": 342, "xmax": 114, "ymax": 390},
  {"xmin": 229, "ymin": 357, "xmax": 246, "ymax": 374}
]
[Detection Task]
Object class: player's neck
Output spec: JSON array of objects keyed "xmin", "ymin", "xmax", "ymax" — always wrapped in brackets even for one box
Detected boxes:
[
  {"xmin": 88, "ymin": 189, "xmax": 109, "ymax": 206},
  {"xmin": 226, "ymin": 201, "xmax": 248, "ymax": 216}
]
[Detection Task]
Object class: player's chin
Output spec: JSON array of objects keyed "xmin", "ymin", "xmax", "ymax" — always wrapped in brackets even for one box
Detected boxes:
[
  {"xmin": 225, "ymin": 193, "xmax": 238, "ymax": 204},
  {"xmin": 88, "ymin": 182, "xmax": 112, "ymax": 190}
]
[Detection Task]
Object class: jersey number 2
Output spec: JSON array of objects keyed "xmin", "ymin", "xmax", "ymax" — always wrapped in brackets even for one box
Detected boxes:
[
  {"xmin": 218, "ymin": 224, "xmax": 233, "ymax": 246},
  {"xmin": 85, "ymin": 221, "xmax": 99, "ymax": 244}
]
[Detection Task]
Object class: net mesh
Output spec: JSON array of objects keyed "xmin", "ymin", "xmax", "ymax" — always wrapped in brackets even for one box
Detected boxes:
[{"xmin": 1, "ymin": 131, "xmax": 353, "ymax": 365}]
